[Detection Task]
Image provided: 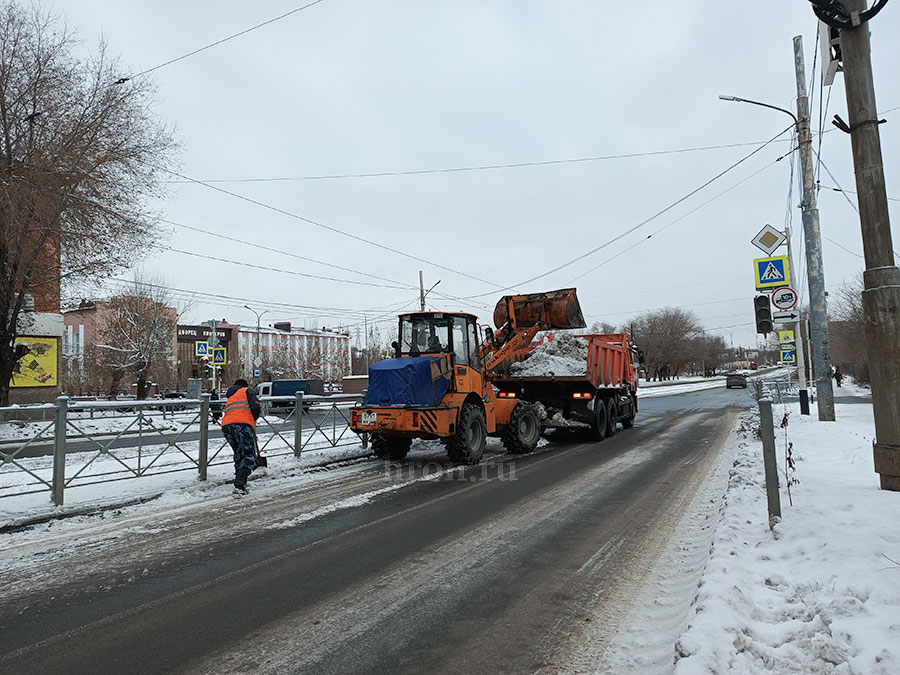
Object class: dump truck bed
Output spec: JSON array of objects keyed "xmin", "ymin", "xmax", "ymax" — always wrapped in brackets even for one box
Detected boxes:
[{"xmin": 492, "ymin": 333, "xmax": 634, "ymax": 389}]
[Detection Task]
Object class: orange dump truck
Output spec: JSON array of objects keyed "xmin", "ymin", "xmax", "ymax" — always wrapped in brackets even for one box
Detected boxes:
[{"xmin": 490, "ymin": 332, "xmax": 641, "ymax": 441}]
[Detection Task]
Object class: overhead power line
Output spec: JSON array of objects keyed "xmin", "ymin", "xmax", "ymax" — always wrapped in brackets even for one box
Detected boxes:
[
  {"xmin": 165, "ymin": 140, "xmax": 785, "ymax": 184},
  {"xmin": 159, "ymin": 166, "xmax": 506, "ymax": 289},
  {"xmin": 460, "ymin": 124, "xmax": 795, "ymax": 299},
  {"xmin": 115, "ymin": 1, "xmax": 330, "ymax": 83}
]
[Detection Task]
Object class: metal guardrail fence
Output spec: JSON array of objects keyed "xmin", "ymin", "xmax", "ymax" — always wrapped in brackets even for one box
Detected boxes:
[{"xmin": 0, "ymin": 392, "xmax": 366, "ymax": 506}]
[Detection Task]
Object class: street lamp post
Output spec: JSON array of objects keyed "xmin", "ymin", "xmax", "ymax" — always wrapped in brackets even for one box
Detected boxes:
[
  {"xmin": 244, "ymin": 305, "xmax": 269, "ymax": 381},
  {"xmin": 719, "ymin": 36, "xmax": 836, "ymax": 422}
]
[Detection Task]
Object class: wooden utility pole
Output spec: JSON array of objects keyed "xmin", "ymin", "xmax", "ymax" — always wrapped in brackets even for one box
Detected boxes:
[
  {"xmin": 838, "ymin": 0, "xmax": 900, "ymax": 491},
  {"xmin": 793, "ymin": 35, "xmax": 836, "ymax": 421}
]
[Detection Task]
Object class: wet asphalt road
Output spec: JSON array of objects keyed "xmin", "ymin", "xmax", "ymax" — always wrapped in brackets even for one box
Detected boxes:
[{"xmin": 0, "ymin": 385, "xmax": 747, "ymax": 675}]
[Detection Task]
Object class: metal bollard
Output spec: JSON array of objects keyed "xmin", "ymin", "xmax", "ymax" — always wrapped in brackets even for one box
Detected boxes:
[
  {"xmin": 198, "ymin": 394, "xmax": 210, "ymax": 481},
  {"xmin": 758, "ymin": 398, "xmax": 782, "ymax": 525},
  {"xmin": 52, "ymin": 395, "xmax": 68, "ymax": 506},
  {"xmin": 294, "ymin": 391, "xmax": 303, "ymax": 458}
]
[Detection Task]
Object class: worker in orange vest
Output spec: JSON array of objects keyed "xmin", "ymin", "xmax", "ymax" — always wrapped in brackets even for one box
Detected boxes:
[{"xmin": 221, "ymin": 378, "xmax": 261, "ymax": 493}]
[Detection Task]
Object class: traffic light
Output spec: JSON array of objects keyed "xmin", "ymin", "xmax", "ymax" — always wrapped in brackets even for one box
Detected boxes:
[
  {"xmin": 754, "ymin": 294, "xmax": 773, "ymax": 335},
  {"xmin": 202, "ymin": 356, "xmax": 210, "ymax": 378}
]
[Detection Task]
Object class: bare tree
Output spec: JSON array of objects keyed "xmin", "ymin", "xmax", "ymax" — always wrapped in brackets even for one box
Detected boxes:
[
  {"xmin": 830, "ymin": 272, "xmax": 868, "ymax": 384},
  {"xmin": 95, "ymin": 276, "xmax": 179, "ymax": 399},
  {"xmin": 0, "ymin": 2, "xmax": 177, "ymax": 404},
  {"xmin": 630, "ymin": 307, "xmax": 704, "ymax": 380}
]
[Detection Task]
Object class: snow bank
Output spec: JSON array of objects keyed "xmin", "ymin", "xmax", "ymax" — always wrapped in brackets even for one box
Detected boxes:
[
  {"xmin": 509, "ymin": 332, "xmax": 589, "ymax": 377},
  {"xmin": 675, "ymin": 381, "xmax": 900, "ymax": 675}
]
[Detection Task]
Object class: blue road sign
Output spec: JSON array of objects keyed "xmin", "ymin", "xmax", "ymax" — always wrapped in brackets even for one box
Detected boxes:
[
  {"xmin": 253, "ymin": 367, "xmax": 261, "ymax": 380},
  {"xmin": 212, "ymin": 347, "xmax": 226, "ymax": 364},
  {"xmin": 195, "ymin": 341, "xmax": 209, "ymax": 357},
  {"xmin": 780, "ymin": 348, "xmax": 796, "ymax": 364},
  {"xmin": 754, "ymin": 256, "xmax": 790, "ymax": 290}
]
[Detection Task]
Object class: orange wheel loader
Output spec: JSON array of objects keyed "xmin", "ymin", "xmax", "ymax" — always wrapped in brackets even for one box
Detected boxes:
[{"xmin": 349, "ymin": 289, "xmax": 586, "ymax": 463}]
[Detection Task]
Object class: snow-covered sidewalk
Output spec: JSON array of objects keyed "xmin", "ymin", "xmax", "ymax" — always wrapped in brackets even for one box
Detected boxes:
[{"xmin": 674, "ymin": 381, "xmax": 900, "ymax": 674}]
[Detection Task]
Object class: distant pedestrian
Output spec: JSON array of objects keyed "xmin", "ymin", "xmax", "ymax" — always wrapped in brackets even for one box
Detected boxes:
[
  {"xmin": 834, "ymin": 366, "xmax": 843, "ymax": 388},
  {"xmin": 221, "ymin": 378, "xmax": 261, "ymax": 494},
  {"xmin": 210, "ymin": 390, "xmax": 222, "ymax": 424}
]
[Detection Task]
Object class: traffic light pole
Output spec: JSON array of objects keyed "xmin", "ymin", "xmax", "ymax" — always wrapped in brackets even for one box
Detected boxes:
[
  {"xmin": 793, "ymin": 35, "xmax": 835, "ymax": 421},
  {"xmin": 784, "ymin": 225, "xmax": 810, "ymax": 415},
  {"xmin": 838, "ymin": 0, "xmax": 900, "ymax": 491}
]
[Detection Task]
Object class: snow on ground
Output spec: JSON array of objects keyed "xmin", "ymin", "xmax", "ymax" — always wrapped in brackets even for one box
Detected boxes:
[
  {"xmin": 673, "ymin": 380, "xmax": 900, "ymax": 675},
  {"xmin": 3, "ymin": 375, "xmax": 897, "ymax": 675}
]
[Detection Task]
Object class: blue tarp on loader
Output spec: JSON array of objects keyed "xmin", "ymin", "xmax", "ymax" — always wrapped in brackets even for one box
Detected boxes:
[{"xmin": 365, "ymin": 356, "xmax": 451, "ymax": 406}]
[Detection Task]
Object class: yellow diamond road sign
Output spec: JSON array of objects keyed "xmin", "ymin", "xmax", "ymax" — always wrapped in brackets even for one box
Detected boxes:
[{"xmin": 754, "ymin": 255, "xmax": 790, "ymax": 290}]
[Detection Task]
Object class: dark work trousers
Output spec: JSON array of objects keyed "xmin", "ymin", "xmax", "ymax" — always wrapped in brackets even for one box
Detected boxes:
[{"xmin": 222, "ymin": 422, "xmax": 257, "ymax": 475}]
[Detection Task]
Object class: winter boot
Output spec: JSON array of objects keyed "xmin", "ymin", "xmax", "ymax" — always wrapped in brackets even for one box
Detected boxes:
[{"xmin": 234, "ymin": 468, "xmax": 250, "ymax": 493}]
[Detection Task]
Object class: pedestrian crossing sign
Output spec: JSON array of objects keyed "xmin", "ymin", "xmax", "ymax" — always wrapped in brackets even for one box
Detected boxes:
[
  {"xmin": 754, "ymin": 255, "xmax": 790, "ymax": 290},
  {"xmin": 780, "ymin": 348, "xmax": 796, "ymax": 364},
  {"xmin": 212, "ymin": 347, "xmax": 226, "ymax": 365},
  {"xmin": 195, "ymin": 341, "xmax": 209, "ymax": 357},
  {"xmin": 778, "ymin": 330, "xmax": 795, "ymax": 344}
]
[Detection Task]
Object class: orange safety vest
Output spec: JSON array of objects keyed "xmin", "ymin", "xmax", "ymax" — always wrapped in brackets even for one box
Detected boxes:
[{"xmin": 222, "ymin": 387, "xmax": 255, "ymax": 428}]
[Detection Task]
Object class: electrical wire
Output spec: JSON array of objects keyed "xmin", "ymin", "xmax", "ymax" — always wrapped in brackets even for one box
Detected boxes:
[
  {"xmin": 115, "ymin": 1, "xmax": 330, "ymax": 83},
  {"xmin": 463, "ymin": 124, "xmax": 795, "ymax": 298},
  {"xmin": 159, "ymin": 166, "xmax": 506, "ymax": 289},
  {"xmin": 164, "ymin": 140, "xmax": 788, "ymax": 184},
  {"xmin": 569, "ymin": 149, "xmax": 794, "ymax": 284}
]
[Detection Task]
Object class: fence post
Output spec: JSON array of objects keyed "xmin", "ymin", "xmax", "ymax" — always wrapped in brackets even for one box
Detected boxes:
[
  {"xmin": 198, "ymin": 394, "xmax": 210, "ymax": 481},
  {"xmin": 52, "ymin": 396, "xmax": 68, "ymax": 506},
  {"xmin": 294, "ymin": 391, "xmax": 303, "ymax": 458},
  {"xmin": 759, "ymin": 398, "xmax": 782, "ymax": 525}
]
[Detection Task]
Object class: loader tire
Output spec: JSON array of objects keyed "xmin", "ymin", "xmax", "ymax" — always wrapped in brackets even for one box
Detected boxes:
[
  {"xmin": 371, "ymin": 434, "xmax": 390, "ymax": 459},
  {"xmin": 587, "ymin": 395, "xmax": 608, "ymax": 442},
  {"xmin": 605, "ymin": 398, "xmax": 618, "ymax": 437},
  {"xmin": 502, "ymin": 401, "xmax": 541, "ymax": 454},
  {"xmin": 372, "ymin": 434, "xmax": 411, "ymax": 461},
  {"xmin": 448, "ymin": 403, "xmax": 486, "ymax": 465}
]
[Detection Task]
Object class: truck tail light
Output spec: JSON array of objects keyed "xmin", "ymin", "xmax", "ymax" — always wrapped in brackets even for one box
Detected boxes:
[
  {"xmin": 350, "ymin": 410, "xmax": 358, "ymax": 424},
  {"xmin": 412, "ymin": 412, "xmax": 419, "ymax": 426},
  {"xmin": 498, "ymin": 391, "xmax": 517, "ymax": 398},
  {"xmin": 572, "ymin": 392, "xmax": 591, "ymax": 399}
]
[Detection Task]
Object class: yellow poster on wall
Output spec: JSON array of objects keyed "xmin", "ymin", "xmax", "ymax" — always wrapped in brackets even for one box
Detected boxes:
[{"xmin": 11, "ymin": 337, "xmax": 58, "ymax": 387}]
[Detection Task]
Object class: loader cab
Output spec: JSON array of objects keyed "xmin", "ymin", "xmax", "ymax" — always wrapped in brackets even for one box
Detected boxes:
[{"xmin": 396, "ymin": 312, "xmax": 482, "ymax": 370}]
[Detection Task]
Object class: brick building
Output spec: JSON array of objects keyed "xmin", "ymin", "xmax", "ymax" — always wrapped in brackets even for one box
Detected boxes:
[
  {"xmin": 9, "ymin": 237, "xmax": 64, "ymax": 405},
  {"xmin": 63, "ymin": 299, "xmax": 178, "ymax": 396}
]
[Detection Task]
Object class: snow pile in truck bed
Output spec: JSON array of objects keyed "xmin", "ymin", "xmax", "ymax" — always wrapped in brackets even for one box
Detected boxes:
[{"xmin": 508, "ymin": 332, "xmax": 589, "ymax": 377}]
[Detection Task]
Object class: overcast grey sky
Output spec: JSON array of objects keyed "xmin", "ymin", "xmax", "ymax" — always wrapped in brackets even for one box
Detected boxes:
[{"xmin": 60, "ymin": 1, "xmax": 899, "ymax": 348}]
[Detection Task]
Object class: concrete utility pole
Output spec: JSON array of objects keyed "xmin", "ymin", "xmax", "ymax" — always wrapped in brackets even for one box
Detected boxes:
[
  {"xmin": 838, "ymin": 0, "xmax": 900, "ymax": 491},
  {"xmin": 793, "ymin": 35, "xmax": 836, "ymax": 421},
  {"xmin": 419, "ymin": 271, "xmax": 426, "ymax": 311}
]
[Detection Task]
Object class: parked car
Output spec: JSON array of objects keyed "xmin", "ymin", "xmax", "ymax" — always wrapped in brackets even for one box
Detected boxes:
[{"xmin": 726, "ymin": 372, "xmax": 748, "ymax": 389}]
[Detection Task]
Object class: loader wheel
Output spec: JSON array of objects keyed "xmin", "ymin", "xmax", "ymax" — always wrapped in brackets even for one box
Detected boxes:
[
  {"xmin": 372, "ymin": 434, "xmax": 411, "ymax": 461},
  {"xmin": 502, "ymin": 402, "xmax": 540, "ymax": 454},
  {"xmin": 371, "ymin": 434, "xmax": 390, "ymax": 459},
  {"xmin": 448, "ymin": 403, "xmax": 486, "ymax": 464},
  {"xmin": 386, "ymin": 437, "xmax": 411, "ymax": 461},
  {"xmin": 605, "ymin": 398, "xmax": 618, "ymax": 437},
  {"xmin": 587, "ymin": 396, "xmax": 608, "ymax": 442}
]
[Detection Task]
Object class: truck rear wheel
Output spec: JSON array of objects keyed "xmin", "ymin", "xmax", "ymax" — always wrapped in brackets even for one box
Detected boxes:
[
  {"xmin": 588, "ymin": 396, "xmax": 608, "ymax": 442},
  {"xmin": 606, "ymin": 398, "xmax": 618, "ymax": 437},
  {"xmin": 448, "ymin": 403, "xmax": 486, "ymax": 464},
  {"xmin": 502, "ymin": 402, "xmax": 540, "ymax": 454}
]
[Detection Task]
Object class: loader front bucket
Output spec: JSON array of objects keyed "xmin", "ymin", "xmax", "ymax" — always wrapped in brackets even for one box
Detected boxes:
[{"xmin": 492, "ymin": 288, "xmax": 586, "ymax": 330}]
